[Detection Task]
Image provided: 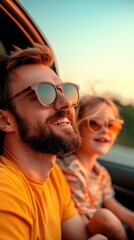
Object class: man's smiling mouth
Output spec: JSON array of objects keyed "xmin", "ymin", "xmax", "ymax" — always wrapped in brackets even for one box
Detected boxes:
[{"xmin": 51, "ymin": 117, "xmax": 70, "ymax": 125}]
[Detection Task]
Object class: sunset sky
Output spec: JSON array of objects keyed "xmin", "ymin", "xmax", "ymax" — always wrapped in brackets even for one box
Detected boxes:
[{"xmin": 20, "ymin": 0, "xmax": 134, "ymax": 105}]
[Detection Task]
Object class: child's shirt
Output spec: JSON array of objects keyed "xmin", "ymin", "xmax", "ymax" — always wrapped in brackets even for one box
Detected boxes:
[{"xmin": 57, "ymin": 154, "xmax": 114, "ymax": 219}]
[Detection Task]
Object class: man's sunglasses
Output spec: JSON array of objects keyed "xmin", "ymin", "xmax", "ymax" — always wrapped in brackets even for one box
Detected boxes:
[
  {"xmin": 80, "ymin": 117, "xmax": 124, "ymax": 135},
  {"xmin": 10, "ymin": 82, "xmax": 80, "ymax": 107}
]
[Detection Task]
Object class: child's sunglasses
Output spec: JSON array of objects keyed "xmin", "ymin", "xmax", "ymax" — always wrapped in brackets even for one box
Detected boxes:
[
  {"xmin": 80, "ymin": 117, "xmax": 124, "ymax": 135},
  {"xmin": 10, "ymin": 82, "xmax": 80, "ymax": 107}
]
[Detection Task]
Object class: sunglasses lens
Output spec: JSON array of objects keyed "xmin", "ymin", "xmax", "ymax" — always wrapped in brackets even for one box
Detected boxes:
[
  {"xmin": 89, "ymin": 119, "xmax": 103, "ymax": 132},
  {"xmin": 108, "ymin": 119, "xmax": 124, "ymax": 134},
  {"xmin": 62, "ymin": 83, "xmax": 79, "ymax": 106},
  {"xmin": 37, "ymin": 83, "xmax": 56, "ymax": 106}
]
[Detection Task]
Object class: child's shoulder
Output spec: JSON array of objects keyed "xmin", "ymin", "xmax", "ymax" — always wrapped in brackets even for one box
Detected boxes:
[
  {"xmin": 95, "ymin": 161, "xmax": 111, "ymax": 177},
  {"xmin": 57, "ymin": 154, "xmax": 80, "ymax": 169}
]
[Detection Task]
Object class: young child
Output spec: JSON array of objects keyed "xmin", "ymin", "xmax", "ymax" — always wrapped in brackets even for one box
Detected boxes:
[{"xmin": 58, "ymin": 95, "xmax": 134, "ymax": 240}]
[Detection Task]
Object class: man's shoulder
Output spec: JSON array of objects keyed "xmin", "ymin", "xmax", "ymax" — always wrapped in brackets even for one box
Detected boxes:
[
  {"xmin": 50, "ymin": 163, "xmax": 75, "ymax": 194},
  {"xmin": 0, "ymin": 155, "xmax": 28, "ymax": 192},
  {"xmin": 0, "ymin": 155, "xmax": 20, "ymax": 178},
  {"xmin": 50, "ymin": 163, "xmax": 67, "ymax": 182}
]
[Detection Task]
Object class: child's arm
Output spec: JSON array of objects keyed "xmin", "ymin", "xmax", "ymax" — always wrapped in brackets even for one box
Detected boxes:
[{"xmin": 104, "ymin": 196, "xmax": 134, "ymax": 231}]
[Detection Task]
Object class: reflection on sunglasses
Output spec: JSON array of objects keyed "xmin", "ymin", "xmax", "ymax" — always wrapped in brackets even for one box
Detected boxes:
[{"xmin": 10, "ymin": 81, "xmax": 80, "ymax": 107}]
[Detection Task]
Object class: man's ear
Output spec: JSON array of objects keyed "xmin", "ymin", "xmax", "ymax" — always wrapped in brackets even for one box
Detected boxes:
[{"xmin": 0, "ymin": 110, "xmax": 15, "ymax": 133}]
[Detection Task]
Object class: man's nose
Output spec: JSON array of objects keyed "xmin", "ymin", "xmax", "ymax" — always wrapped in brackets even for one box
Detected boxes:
[{"xmin": 54, "ymin": 91, "xmax": 73, "ymax": 110}]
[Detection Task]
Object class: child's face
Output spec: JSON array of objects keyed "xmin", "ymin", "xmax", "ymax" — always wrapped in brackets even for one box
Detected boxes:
[{"xmin": 78, "ymin": 103, "xmax": 118, "ymax": 156}]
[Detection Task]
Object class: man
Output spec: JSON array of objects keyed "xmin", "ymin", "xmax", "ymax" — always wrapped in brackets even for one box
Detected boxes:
[{"xmin": 0, "ymin": 43, "xmax": 107, "ymax": 240}]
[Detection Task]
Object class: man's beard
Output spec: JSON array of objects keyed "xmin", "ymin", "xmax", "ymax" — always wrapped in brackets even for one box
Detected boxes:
[{"xmin": 12, "ymin": 107, "xmax": 81, "ymax": 156}]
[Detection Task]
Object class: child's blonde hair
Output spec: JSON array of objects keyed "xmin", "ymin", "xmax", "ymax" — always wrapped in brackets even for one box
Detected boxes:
[{"xmin": 76, "ymin": 95, "xmax": 120, "ymax": 124}]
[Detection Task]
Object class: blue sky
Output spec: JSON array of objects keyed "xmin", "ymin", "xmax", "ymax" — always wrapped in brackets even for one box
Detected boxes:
[{"xmin": 19, "ymin": 0, "xmax": 134, "ymax": 105}]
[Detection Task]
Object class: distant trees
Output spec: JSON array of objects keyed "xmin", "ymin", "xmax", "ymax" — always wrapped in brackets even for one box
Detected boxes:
[{"xmin": 114, "ymin": 99, "xmax": 134, "ymax": 148}]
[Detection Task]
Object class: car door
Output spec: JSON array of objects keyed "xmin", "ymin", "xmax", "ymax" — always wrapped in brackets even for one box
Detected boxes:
[{"xmin": 99, "ymin": 153, "xmax": 134, "ymax": 239}]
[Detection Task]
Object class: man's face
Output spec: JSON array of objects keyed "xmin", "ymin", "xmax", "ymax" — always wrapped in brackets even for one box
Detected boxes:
[{"xmin": 10, "ymin": 64, "xmax": 81, "ymax": 155}]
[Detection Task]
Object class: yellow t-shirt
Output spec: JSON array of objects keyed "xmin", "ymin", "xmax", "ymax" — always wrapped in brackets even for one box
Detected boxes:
[{"xmin": 0, "ymin": 156, "xmax": 77, "ymax": 240}]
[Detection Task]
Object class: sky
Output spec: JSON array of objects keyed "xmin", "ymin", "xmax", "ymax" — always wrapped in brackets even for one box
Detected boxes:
[{"xmin": 19, "ymin": 0, "xmax": 134, "ymax": 105}]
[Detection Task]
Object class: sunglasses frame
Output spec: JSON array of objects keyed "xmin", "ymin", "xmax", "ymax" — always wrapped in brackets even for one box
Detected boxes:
[
  {"xmin": 10, "ymin": 81, "xmax": 80, "ymax": 107},
  {"xmin": 78, "ymin": 117, "xmax": 124, "ymax": 135}
]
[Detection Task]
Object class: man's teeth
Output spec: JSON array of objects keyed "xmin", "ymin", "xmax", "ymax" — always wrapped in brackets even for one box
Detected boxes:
[{"xmin": 52, "ymin": 118, "xmax": 69, "ymax": 125}]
